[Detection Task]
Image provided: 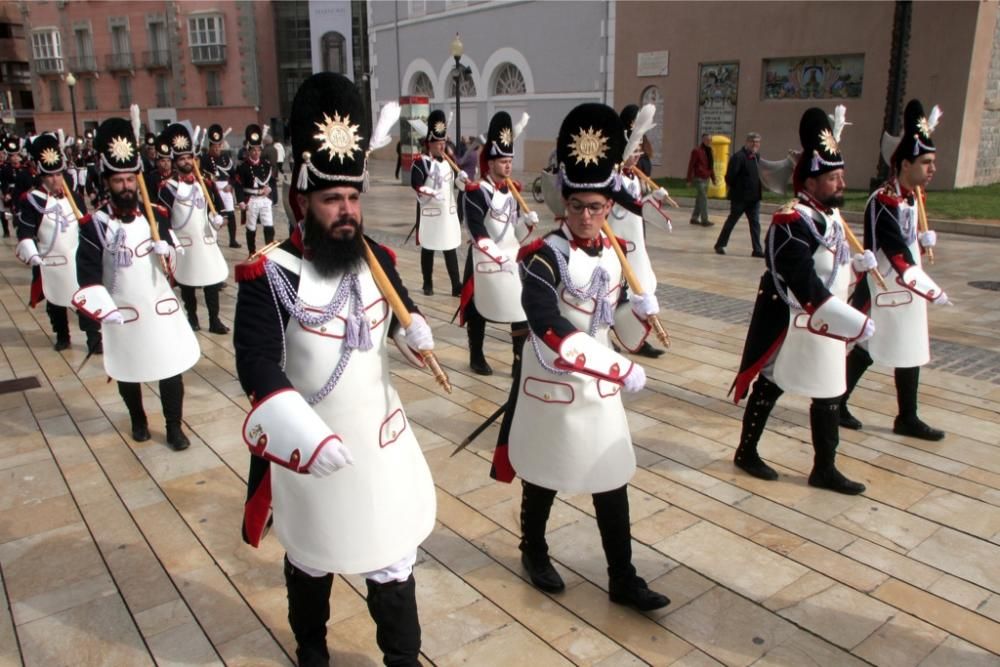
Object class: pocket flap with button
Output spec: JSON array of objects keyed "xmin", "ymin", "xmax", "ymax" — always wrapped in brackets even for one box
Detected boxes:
[
  {"xmin": 379, "ymin": 408, "xmax": 407, "ymax": 447},
  {"xmin": 523, "ymin": 377, "xmax": 574, "ymax": 404},
  {"xmin": 875, "ymin": 290, "xmax": 913, "ymax": 308}
]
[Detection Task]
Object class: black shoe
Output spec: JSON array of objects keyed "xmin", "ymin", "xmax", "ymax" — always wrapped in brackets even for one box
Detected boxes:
[
  {"xmin": 208, "ymin": 320, "xmax": 230, "ymax": 335},
  {"xmin": 714, "ymin": 246, "xmax": 725, "ymax": 255},
  {"xmin": 470, "ymin": 356, "xmax": 493, "ymax": 376},
  {"xmin": 893, "ymin": 416, "xmax": 944, "ymax": 441},
  {"xmin": 422, "ymin": 285, "xmax": 434, "ymax": 296},
  {"xmin": 228, "ymin": 240, "xmax": 242, "ymax": 248},
  {"xmin": 689, "ymin": 219, "xmax": 700, "ymax": 225},
  {"xmin": 88, "ymin": 341, "xmax": 103, "ymax": 355},
  {"xmin": 521, "ymin": 552, "xmax": 565, "ymax": 593},
  {"xmin": 451, "ymin": 285, "xmax": 463, "ymax": 297},
  {"xmin": 701, "ymin": 221, "xmax": 715, "ymax": 227},
  {"xmin": 609, "ymin": 575, "xmax": 670, "ymax": 611},
  {"xmin": 131, "ymin": 421, "xmax": 151, "ymax": 443},
  {"xmin": 54, "ymin": 336, "xmax": 71, "ymax": 351},
  {"xmin": 635, "ymin": 342, "xmax": 664, "ymax": 358},
  {"xmin": 188, "ymin": 320, "xmax": 201, "ymax": 332},
  {"xmin": 839, "ymin": 404, "xmax": 863, "ymax": 430},
  {"xmin": 734, "ymin": 451, "xmax": 778, "ymax": 481},
  {"xmin": 166, "ymin": 424, "xmax": 190, "ymax": 451},
  {"xmin": 751, "ymin": 250, "xmax": 766, "ymax": 258},
  {"xmin": 808, "ymin": 467, "xmax": 866, "ymax": 495}
]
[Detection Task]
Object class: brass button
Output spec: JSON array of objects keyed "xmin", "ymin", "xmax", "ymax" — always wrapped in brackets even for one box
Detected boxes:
[
  {"xmin": 544, "ymin": 393, "xmax": 551, "ymax": 400},
  {"xmin": 320, "ymin": 326, "xmax": 327, "ymax": 332}
]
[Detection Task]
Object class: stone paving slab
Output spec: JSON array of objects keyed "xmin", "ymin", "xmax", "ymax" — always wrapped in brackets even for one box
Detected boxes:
[{"xmin": 0, "ymin": 159, "xmax": 997, "ymax": 666}]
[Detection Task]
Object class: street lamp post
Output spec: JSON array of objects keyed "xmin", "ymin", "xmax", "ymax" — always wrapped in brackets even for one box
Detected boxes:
[
  {"xmin": 450, "ymin": 33, "xmax": 465, "ymax": 148},
  {"xmin": 65, "ymin": 72, "xmax": 79, "ymax": 139}
]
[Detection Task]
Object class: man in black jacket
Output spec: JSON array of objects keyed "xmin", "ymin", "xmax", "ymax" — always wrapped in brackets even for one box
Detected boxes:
[{"xmin": 714, "ymin": 132, "xmax": 763, "ymax": 257}]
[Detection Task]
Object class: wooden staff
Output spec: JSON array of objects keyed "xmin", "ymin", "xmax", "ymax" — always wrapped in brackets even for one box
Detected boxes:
[
  {"xmin": 60, "ymin": 174, "xmax": 83, "ymax": 220},
  {"xmin": 915, "ymin": 186, "xmax": 934, "ymax": 264},
  {"xmin": 441, "ymin": 153, "xmax": 462, "ymax": 176},
  {"xmin": 134, "ymin": 169, "xmax": 170, "ymax": 275},
  {"xmin": 631, "ymin": 167, "xmax": 679, "ymax": 208},
  {"xmin": 601, "ymin": 221, "xmax": 670, "ymax": 348},
  {"xmin": 841, "ymin": 220, "xmax": 887, "ymax": 291},
  {"xmin": 191, "ymin": 159, "xmax": 218, "ymax": 217},
  {"xmin": 362, "ymin": 239, "xmax": 452, "ymax": 394},
  {"xmin": 505, "ymin": 178, "xmax": 533, "ymax": 215}
]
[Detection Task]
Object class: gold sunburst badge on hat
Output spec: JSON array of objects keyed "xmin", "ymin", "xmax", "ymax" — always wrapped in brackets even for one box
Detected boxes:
[
  {"xmin": 434, "ymin": 121, "xmax": 446, "ymax": 135},
  {"xmin": 569, "ymin": 127, "xmax": 608, "ymax": 167},
  {"xmin": 917, "ymin": 116, "xmax": 932, "ymax": 138},
  {"xmin": 819, "ymin": 128, "xmax": 840, "ymax": 155},
  {"xmin": 313, "ymin": 111, "xmax": 362, "ymax": 163},
  {"xmin": 499, "ymin": 127, "xmax": 512, "ymax": 148},
  {"xmin": 40, "ymin": 147, "xmax": 62, "ymax": 167},
  {"xmin": 172, "ymin": 134, "xmax": 190, "ymax": 150},
  {"xmin": 109, "ymin": 136, "xmax": 135, "ymax": 163}
]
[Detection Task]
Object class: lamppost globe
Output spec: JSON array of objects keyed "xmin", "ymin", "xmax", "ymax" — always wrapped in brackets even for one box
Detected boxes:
[
  {"xmin": 65, "ymin": 72, "xmax": 76, "ymax": 87},
  {"xmin": 450, "ymin": 33, "xmax": 463, "ymax": 62},
  {"xmin": 65, "ymin": 72, "xmax": 79, "ymax": 140}
]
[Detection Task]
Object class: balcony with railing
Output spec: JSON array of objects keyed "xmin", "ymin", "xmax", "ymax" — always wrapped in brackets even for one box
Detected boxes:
[
  {"xmin": 67, "ymin": 55, "xmax": 98, "ymax": 73},
  {"xmin": 190, "ymin": 44, "xmax": 225, "ymax": 65},
  {"xmin": 33, "ymin": 57, "xmax": 64, "ymax": 75},
  {"xmin": 143, "ymin": 50, "xmax": 170, "ymax": 69},
  {"xmin": 105, "ymin": 51, "xmax": 134, "ymax": 72}
]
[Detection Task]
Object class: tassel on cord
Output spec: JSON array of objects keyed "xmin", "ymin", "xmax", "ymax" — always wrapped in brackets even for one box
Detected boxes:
[
  {"xmin": 370, "ymin": 101, "xmax": 401, "ymax": 151},
  {"xmin": 512, "ymin": 112, "xmax": 530, "ymax": 141},
  {"xmin": 297, "ymin": 152, "xmax": 311, "ymax": 191},
  {"xmin": 114, "ymin": 229, "xmax": 132, "ymax": 267},
  {"xmin": 622, "ymin": 104, "xmax": 656, "ymax": 160}
]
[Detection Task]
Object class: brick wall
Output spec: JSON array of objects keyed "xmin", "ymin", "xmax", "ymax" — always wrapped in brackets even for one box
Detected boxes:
[{"xmin": 975, "ymin": 10, "xmax": 1000, "ymax": 185}]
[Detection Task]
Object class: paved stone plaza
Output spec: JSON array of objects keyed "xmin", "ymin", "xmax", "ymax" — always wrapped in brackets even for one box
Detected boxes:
[{"xmin": 1, "ymin": 160, "xmax": 998, "ymax": 666}]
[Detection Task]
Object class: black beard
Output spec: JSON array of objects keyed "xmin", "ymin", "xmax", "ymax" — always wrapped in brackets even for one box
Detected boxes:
[
  {"xmin": 109, "ymin": 188, "xmax": 137, "ymax": 210},
  {"xmin": 821, "ymin": 194, "xmax": 845, "ymax": 209},
  {"xmin": 303, "ymin": 209, "xmax": 366, "ymax": 277},
  {"xmin": 177, "ymin": 162, "xmax": 194, "ymax": 175}
]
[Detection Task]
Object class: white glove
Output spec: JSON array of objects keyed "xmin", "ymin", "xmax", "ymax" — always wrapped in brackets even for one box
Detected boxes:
[
  {"xmin": 455, "ymin": 171, "xmax": 469, "ymax": 191},
  {"xmin": 652, "ymin": 187, "xmax": 669, "ymax": 202},
  {"xmin": 622, "ymin": 364, "xmax": 647, "ymax": 393},
  {"xmin": 404, "ymin": 313, "xmax": 434, "ymax": 351},
  {"xmin": 851, "ymin": 250, "xmax": 877, "ymax": 273},
  {"xmin": 933, "ymin": 291, "xmax": 952, "ymax": 306},
  {"xmin": 29, "ymin": 255, "xmax": 44, "ymax": 267},
  {"xmin": 103, "ymin": 311, "xmax": 125, "ymax": 325},
  {"xmin": 152, "ymin": 240, "xmax": 171, "ymax": 256},
  {"xmin": 630, "ymin": 292, "xmax": 660, "ymax": 318},
  {"xmin": 857, "ymin": 319, "xmax": 875, "ymax": 343},
  {"xmin": 919, "ymin": 231, "xmax": 937, "ymax": 248},
  {"xmin": 308, "ymin": 439, "xmax": 354, "ymax": 477},
  {"xmin": 525, "ymin": 210, "xmax": 539, "ymax": 226},
  {"xmin": 209, "ymin": 213, "xmax": 225, "ymax": 230}
]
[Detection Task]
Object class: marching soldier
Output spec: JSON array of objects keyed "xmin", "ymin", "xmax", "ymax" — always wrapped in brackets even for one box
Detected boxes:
[
  {"xmin": 157, "ymin": 122, "xmax": 230, "ymax": 334},
  {"xmin": 234, "ymin": 124, "xmax": 277, "ymax": 255},
  {"xmin": 410, "ymin": 109, "xmax": 465, "ymax": 296},
  {"xmin": 839, "ymin": 100, "xmax": 950, "ymax": 441},
  {"xmin": 141, "ymin": 131, "xmax": 158, "ymax": 174},
  {"xmin": 458, "ymin": 111, "xmax": 537, "ymax": 375},
  {"xmin": 496, "ymin": 102, "xmax": 669, "ymax": 611},
  {"xmin": 731, "ymin": 107, "xmax": 872, "ymax": 494},
  {"xmin": 14, "ymin": 132, "xmax": 99, "ymax": 352},
  {"xmin": 200, "ymin": 124, "xmax": 241, "ymax": 248},
  {"xmin": 73, "ymin": 117, "xmax": 201, "ymax": 451},
  {"xmin": 1, "ymin": 135, "xmax": 33, "ymax": 237},
  {"xmin": 235, "ymin": 72, "xmax": 435, "ymax": 667},
  {"xmin": 146, "ymin": 134, "xmax": 174, "ymax": 195}
]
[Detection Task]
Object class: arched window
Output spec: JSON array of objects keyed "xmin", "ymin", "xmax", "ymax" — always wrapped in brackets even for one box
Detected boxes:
[
  {"xmin": 321, "ymin": 31, "xmax": 346, "ymax": 74},
  {"xmin": 410, "ymin": 72, "xmax": 434, "ymax": 97},
  {"xmin": 492, "ymin": 63, "xmax": 526, "ymax": 96},
  {"xmin": 448, "ymin": 69, "xmax": 476, "ymax": 98},
  {"xmin": 641, "ymin": 85, "xmax": 664, "ymax": 166}
]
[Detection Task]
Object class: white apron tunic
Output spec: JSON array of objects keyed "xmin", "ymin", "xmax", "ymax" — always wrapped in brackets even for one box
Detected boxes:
[
  {"xmin": 30, "ymin": 191, "xmax": 80, "ymax": 307},
  {"xmin": 510, "ymin": 234, "xmax": 636, "ymax": 494},
  {"xmin": 417, "ymin": 157, "xmax": 462, "ymax": 251},
  {"xmin": 864, "ymin": 193, "xmax": 930, "ymax": 368},
  {"xmin": 609, "ymin": 173, "xmax": 656, "ymax": 293},
  {"xmin": 269, "ymin": 256, "xmax": 436, "ymax": 574},
  {"xmin": 167, "ymin": 180, "xmax": 229, "ymax": 287},
  {"xmin": 98, "ymin": 213, "xmax": 201, "ymax": 382},
  {"xmin": 472, "ymin": 181, "xmax": 527, "ymax": 323},
  {"xmin": 771, "ymin": 205, "xmax": 851, "ymax": 399}
]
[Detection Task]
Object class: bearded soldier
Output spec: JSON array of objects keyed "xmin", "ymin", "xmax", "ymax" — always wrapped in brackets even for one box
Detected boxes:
[
  {"xmin": 200, "ymin": 124, "xmax": 241, "ymax": 248},
  {"xmin": 73, "ymin": 117, "xmax": 201, "ymax": 452},
  {"xmin": 15, "ymin": 132, "xmax": 99, "ymax": 352},
  {"xmin": 457, "ymin": 111, "xmax": 537, "ymax": 376},
  {"xmin": 410, "ymin": 109, "xmax": 465, "ymax": 296},
  {"xmin": 157, "ymin": 122, "xmax": 230, "ymax": 335},
  {"xmin": 235, "ymin": 73, "xmax": 435, "ymax": 667},
  {"xmin": 234, "ymin": 124, "xmax": 277, "ymax": 255},
  {"xmin": 731, "ymin": 107, "xmax": 872, "ymax": 495},
  {"xmin": 839, "ymin": 100, "xmax": 950, "ymax": 441}
]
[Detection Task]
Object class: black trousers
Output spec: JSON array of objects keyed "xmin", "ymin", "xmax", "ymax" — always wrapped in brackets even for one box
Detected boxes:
[
  {"xmin": 420, "ymin": 248, "xmax": 461, "ymax": 290},
  {"xmin": 715, "ymin": 199, "xmax": 762, "ymax": 253},
  {"xmin": 117, "ymin": 374, "xmax": 183, "ymax": 426},
  {"xmin": 179, "ymin": 283, "xmax": 223, "ymax": 325},
  {"xmin": 46, "ymin": 302, "xmax": 69, "ymax": 338}
]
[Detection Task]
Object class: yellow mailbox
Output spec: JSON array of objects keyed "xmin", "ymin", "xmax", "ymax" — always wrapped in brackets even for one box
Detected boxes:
[{"xmin": 708, "ymin": 135, "xmax": 731, "ymax": 199}]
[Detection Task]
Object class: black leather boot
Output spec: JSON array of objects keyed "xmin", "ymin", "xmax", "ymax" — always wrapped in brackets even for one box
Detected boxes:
[
  {"xmin": 839, "ymin": 346, "xmax": 873, "ymax": 430},
  {"xmin": 444, "ymin": 249, "xmax": 462, "ymax": 296},
  {"xmin": 160, "ymin": 375, "xmax": 190, "ymax": 451},
  {"xmin": 467, "ymin": 313, "xmax": 492, "ymax": 376},
  {"xmin": 205, "ymin": 285, "xmax": 230, "ymax": 334},
  {"xmin": 285, "ymin": 556, "xmax": 333, "ymax": 667},
  {"xmin": 263, "ymin": 226, "xmax": 275, "ymax": 245},
  {"xmin": 180, "ymin": 285, "xmax": 200, "ymax": 331},
  {"xmin": 226, "ymin": 213, "xmax": 241, "ymax": 248},
  {"xmin": 893, "ymin": 366, "xmax": 944, "ymax": 441},
  {"xmin": 519, "ymin": 482, "xmax": 564, "ymax": 593},
  {"xmin": 420, "ymin": 248, "xmax": 434, "ymax": 295},
  {"xmin": 366, "ymin": 575, "xmax": 422, "ymax": 667},
  {"xmin": 118, "ymin": 381, "xmax": 149, "ymax": 442},
  {"xmin": 246, "ymin": 229, "xmax": 257, "ymax": 256},
  {"xmin": 808, "ymin": 399, "xmax": 866, "ymax": 494},
  {"xmin": 733, "ymin": 376, "xmax": 782, "ymax": 480}
]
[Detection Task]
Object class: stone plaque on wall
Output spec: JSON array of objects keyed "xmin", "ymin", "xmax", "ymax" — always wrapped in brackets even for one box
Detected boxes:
[
  {"xmin": 698, "ymin": 62, "xmax": 739, "ymax": 140},
  {"xmin": 638, "ymin": 51, "xmax": 669, "ymax": 77}
]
